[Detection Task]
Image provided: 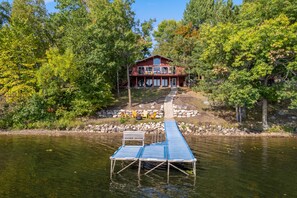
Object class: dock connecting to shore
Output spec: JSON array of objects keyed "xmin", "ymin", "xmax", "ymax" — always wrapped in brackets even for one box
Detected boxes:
[{"xmin": 110, "ymin": 120, "xmax": 197, "ymax": 179}]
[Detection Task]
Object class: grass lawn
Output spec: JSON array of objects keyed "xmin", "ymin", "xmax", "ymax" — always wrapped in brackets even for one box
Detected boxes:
[{"xmin": 110, "ymin": 88, "xmax": 171, "ymax": 109}]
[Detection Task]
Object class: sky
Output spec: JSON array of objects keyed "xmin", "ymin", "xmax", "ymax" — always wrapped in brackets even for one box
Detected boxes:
[{"xmin": 3, "ymin": 0, "xmax": 243, "ymax": 27}]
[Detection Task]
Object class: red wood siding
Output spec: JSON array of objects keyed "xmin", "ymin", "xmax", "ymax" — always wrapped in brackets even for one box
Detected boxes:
[
  {"xmin": 135, "ymin": 56, "xmax": 170, "ymax": 66},
  {"xmin": 130, "ymin": 55, "xmax": 186, "ymax": 77}
]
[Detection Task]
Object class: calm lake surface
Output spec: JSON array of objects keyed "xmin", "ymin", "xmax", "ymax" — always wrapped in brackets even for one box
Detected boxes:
[{"xmin": 0, "ymin": 134, "xmax": 296, "ymax": 198}]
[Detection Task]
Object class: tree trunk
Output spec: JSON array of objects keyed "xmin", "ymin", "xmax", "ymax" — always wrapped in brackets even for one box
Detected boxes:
[
  {"xmin": 235, "ymin": 106, "xmax": 243, "ymax": 123},
  {"xmin": 116, "ymin": 68, "xmax": 120, "ymax": 97},
  {"xmin": 241, "ymin": 107, "xmax": 246, "ymax": 120},
  {"xmin": 238, "ymin": 107, "xmax": 242, "ymax": 124},
  {"xmin": 127, "ymin": 65, "xmax": 131, "ymax": 109},
  {"xmin": 262, "ymin": 98, "xmax": 269, "ymax": 130},
  {"xmin": 236, "ymin": 106, "xmax": 239, "ymax": 122}
]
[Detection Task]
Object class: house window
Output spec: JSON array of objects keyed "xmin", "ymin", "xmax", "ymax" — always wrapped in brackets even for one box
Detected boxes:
[
  {"xmin": 146, "ymin": 78, "xmax": 153, "ymax": 87},
  {"xmin": 162, "ymin": 78, "xmax": 168, "ymax": 87},
  {"xmin": 145, "ymin": 67, "xmax": 153, "ymax": 74},
  {"xmin": 154, "ymin": 66, "xmax": 161, "ymax": 74},
  {"xmin": 172, "ymin": 66, "xmax": 176, "ymax": 74},
  {"xmin": 138, "ymin": 66, "xmax": 144, "ymax": 74},
  {"xmin": 162, "ymin": 67, "xmax": 168, "ymax": 74},
  {"xmin": 154, "ymin": 78, "xmax": 161, "ymax": 87},
  {"xmin": 153, "ymin": 57, "xmax": 161, "ymax": 65},
  {"xmin": 138, "ymin": 79, "xmax": 144, "ymax": 87}
]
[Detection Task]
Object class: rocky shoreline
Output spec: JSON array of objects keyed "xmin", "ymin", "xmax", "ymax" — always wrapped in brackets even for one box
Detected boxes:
[{"xmin": 0, "ymin": 121, "xmax": 295, "ymax": 137}]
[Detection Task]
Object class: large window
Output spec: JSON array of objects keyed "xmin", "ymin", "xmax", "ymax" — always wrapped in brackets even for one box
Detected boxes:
[
  {"xmin": 162, "ymin": 78, "xmax": 168, "ymax": 87},
  {"xmin": 154, "ymin": 66, "xmax": 161, "ymax": 74},
  {"xmin": 146, "ymin": 78, "xmax": 153, "ymax": 87},
  {"xmin": 153, "ymin": 58, "xmax": 161, "ymax": 65},
  {"xmin": 154, "ymin": 78, "xmax": 161, "ymax": 87},
  {"xmin": 138, "ymin": 79, "xmax": 144, "ymax": 87}
]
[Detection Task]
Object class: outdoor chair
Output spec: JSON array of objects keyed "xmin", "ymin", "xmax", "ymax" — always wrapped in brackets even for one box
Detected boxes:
[
  {"xmin": 150, "ymin": 112, "xmax": 157, "ymax": 119},
  {"xmin": 142, "ymin": 110, "xmax": 148, "ymax": 118},
  {"xmin": 132, "ymin": 110, "xmax": 137, "ymax": 118}
]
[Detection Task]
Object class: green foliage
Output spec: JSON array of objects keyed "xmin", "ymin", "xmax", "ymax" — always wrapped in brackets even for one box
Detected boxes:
[
  {"xmin": 279, "ymin": 80, "xmax": 297, "ymax": 109},
  {"xmin": 0, "ymin": 1, "xmax": 11, "ymax": 27},
  {"xmin": 153, "ymin": 20, "xmax": 179, "ymax": 58},
  {"xmin": 0, "ymin": 0, "xmax": 151, "ymax": 130},
  {"xmin": 36, "ymin": 47, "xmax": 78, "ymax": 109},
  {"xmin": 0, "ymin": 0, "xmax": 48, "ymax": 104},
  {"xmin": 0, "ymin": 106, "xmax": 13, "ymax": 129},
  {"xmin": 183, "ymin": 0, "xmax": 239, "ymax": 28},
  {"xmin": 120, "ymin": 116, "xmax": 129, "ymax": 124},
  {"xmin": 160, "ymin": 0, "xmax": 297, "ymax": 128},
  {"xmin": 239, "ymin": 0, "xmax": 297, "ymax": 26},
  {"xmin": 71, "ymin": 99, "xmax": 94, "ymax": 117},
  {"xmin": 183, "ymin": 0, "xmax": 214, "ymax": 27},
  {"xmin": 11, "ymin": 94, "xmax": 52, "ymax": 129}
]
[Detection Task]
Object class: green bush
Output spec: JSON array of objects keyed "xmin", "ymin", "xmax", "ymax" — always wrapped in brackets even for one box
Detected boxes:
[
  {"xmin": 120, "ymin": 117, "xmax": 129, "ymax": 124},
  {"xmin": 0, "ymin": 115, "xmax": 13, "ymax": 129},
  {"xmin": 71, "ymin": 99, "xmax": 94, "ymax": 117},
  {"xmin": 11, "ymin": 94, "xmax": 53, "ymax": 129}
]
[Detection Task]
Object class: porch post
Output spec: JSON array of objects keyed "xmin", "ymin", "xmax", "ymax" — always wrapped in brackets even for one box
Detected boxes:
[
  {"xmin": 169, "ymin": 77, "xmax": 171, "ymax": 87},
  {"xmin": 177, "ymin": 77, "xmax": 179, "ymax": 87},
  {"xmin": 160, "ymin": 76, "xmax": 163, "ymax": 88},
  {"xmin": 144, "ymin": 76, "xmax": 146, "ymax": 88},
  {"xmin": 136, "ymin": 77, "xmax": 138, "ymax": 88},
  {"xmin": 152, "ymin": 76, "xmax": 154, "ymax": 88}
]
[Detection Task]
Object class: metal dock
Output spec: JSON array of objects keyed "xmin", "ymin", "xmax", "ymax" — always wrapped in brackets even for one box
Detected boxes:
[{"xmin": 110, "ymin": 120, "xmax": 197, "ymax": 179}]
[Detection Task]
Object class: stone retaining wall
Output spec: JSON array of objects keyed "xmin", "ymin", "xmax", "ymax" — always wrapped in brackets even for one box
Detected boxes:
[
  {"xmin": 177, "ymin": 122, "xmax": 246, "ymax": 136},
  {"xmin": 173, "ymin": 105, "xmax": 199, "ymax": 117},
  {"xmin": 85, "ymin": 122, "xmax": 165, "ymax": 133},
  {"xmin": 97, "ymin": 109, "xmax": 164, "ymax": 119},
  {"xmin": 84, "ymin": 121, "xmax": 249, "ymax": 136},
  {"xmin": 174, "ymin": 110, "xmax": 199, "ymax": 118}
]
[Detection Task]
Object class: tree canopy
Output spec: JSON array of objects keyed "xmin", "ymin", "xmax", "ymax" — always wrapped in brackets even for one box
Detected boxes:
[
  {"xmin": 154, "ymin": 0, "xmax": 297, "ymax": 129},
  {"xmin": 0, "ymin": 0, "xmax": 153, "ymax": 129}
]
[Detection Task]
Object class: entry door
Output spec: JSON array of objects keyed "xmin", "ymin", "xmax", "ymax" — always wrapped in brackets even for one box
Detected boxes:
[{"xmin": 171, "ymin": 78, "xmax": 177, "ymax": 87}]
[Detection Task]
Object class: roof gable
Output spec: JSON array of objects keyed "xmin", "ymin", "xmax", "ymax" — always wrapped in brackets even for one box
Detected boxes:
[{"xmin": 136, "ymin": 55, "xmax": 172, "ymax": 64}]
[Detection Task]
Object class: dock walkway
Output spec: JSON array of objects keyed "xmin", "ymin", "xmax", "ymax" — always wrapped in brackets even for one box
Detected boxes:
[{"xmin": 110, "ymin": 88, "xmax": 196, "ymax": 178}]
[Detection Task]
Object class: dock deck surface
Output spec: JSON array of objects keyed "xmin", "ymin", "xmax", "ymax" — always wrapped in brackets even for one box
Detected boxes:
[
  {"xmin": 165, "ymin": 120, "xmax": 196, "ymax": 162},
  {"xmin": 111, "ymin": 120, "xmax": 196, "ymax": 164}
]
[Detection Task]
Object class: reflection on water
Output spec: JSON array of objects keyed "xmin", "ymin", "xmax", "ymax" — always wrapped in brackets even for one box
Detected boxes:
[{"xmin": 0, "ymin": 134, "xmax": 297, "ymax": 197}]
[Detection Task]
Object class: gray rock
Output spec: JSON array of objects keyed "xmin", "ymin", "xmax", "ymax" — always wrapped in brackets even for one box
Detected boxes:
[{"xmin": 203, "ymin": 101, "xmax": 210, "ymax": 105}]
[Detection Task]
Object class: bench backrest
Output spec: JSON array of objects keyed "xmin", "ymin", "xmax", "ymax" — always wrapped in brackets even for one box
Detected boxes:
[{"xmin": 122, "ymin": 131, "xmax": 145, "ymax": 146}]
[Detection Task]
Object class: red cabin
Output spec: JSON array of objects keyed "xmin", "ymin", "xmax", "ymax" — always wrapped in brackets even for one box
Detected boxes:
[{"xmin": 130, "ymin": 55, "xmax": 187, "ymax": 88}]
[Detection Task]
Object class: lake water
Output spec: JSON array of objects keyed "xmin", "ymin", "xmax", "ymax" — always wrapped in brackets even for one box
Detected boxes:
[{"xmin": 0, "ymin": 134, "xmax": 296, "ymax": 197}]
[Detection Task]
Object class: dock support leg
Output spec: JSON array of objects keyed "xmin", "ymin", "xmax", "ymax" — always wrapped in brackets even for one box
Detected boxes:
[
  {"xmin": 167, "ymin": 162, "xmax": 170, "ymax": 183},
  {"xmin": 110, "ymin": 160, "xmax": 116, "ymax": 179},
  {"xmin": 193, "ymin": 161, "xmax": 196, "ymax": 176},
  {"xmin": 138, "ymin": 160, "xmax": 141, "ymax": 177},
  {"xmin": 110, "ymin": 160, "xmax": 113, "ymax": 179}
]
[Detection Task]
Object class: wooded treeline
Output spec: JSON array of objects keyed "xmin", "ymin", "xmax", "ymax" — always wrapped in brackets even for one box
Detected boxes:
[
  {"xmin": 1, "ymin": 0, "xmax": 297, "ymax": 130},
  {"xmin": 0, "ymin": 0, "xmax": 153, "ymax": 129},
  {"xmin": 153, "ymin": 0, "xmax": 297, "ymax": 129}
]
